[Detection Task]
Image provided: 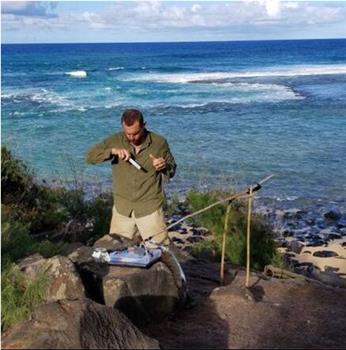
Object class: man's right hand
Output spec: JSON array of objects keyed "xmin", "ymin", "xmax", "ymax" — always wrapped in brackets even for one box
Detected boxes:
[{"xmin": 111, "ymin": 148, "xmax": 130, "ymax": 161}]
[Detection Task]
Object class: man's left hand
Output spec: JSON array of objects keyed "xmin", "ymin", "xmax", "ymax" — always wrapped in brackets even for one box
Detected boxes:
[{"xmin": 150, "ymin": 154, "xmax": 166, "ymax": 171}]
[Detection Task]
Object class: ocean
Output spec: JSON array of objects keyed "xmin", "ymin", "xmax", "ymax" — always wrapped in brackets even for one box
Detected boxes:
[{"xmin": 2, "ymin": 39, "xmax": 346, "ymax": 233}]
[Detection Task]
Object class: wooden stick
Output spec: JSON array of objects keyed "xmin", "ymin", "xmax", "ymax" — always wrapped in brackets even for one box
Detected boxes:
[
  {"xmin": 146, "ymin": 174, "xmax": 274, "ymax": 243},
  {"xmin": 245, "ymin": 187, "xmax": 254, "ymax": 288},
  {"xmin": 220, "ymin": 200, "xmax": 232, "ymax": 286},
  {"xmin": 165, "ymin": 174, "xmax": 274, "ymax": 232},
  {"xmin": 166, "ymin": 192, "xmax": 249, "ymax": 232}
]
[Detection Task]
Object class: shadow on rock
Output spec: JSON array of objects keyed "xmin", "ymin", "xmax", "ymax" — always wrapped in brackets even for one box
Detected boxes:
[{"xmin": 141, "ymin": 259, "xmax": 232, "ymax": 349}]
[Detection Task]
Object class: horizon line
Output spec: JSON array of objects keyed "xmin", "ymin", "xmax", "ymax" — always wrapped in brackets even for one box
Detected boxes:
[{"xmin": 2, "ymin": 37, "xmax": 346, "ymax": 45}]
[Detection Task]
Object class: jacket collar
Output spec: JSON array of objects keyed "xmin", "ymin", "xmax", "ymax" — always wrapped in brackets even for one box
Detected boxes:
[{"xmin": 121, "ymin": 129, "xmax": 152, "ymax": 153}]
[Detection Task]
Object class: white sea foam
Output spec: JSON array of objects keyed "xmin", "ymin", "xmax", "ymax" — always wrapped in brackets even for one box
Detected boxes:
[
  {"xmin": 2, "ymin": 88, "xmax": 77, "ymax": 111},
  {"xmin": 124, "ymin": 64, "xmax": 346, "ymax": 83},
  {"xmin": 109, "ymin": 67, "xmax": 124, "ymax": 71},
  {"xmin": 212, "ymin": 82, "xmax": 302, "ymax": 99},
  {"xmin": 65, "ymin": 70, "xmax": 87, "ymax": 78}
]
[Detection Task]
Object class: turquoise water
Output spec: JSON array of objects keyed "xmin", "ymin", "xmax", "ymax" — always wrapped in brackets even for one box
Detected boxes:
[{"xmin": 2, "ymin": 40, "xmax": 346, "ymax": 215}]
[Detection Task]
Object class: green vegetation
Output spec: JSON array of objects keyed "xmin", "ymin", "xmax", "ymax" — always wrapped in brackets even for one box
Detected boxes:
[
  {"xmin": 1, "ymin": 146, "xmax": 113, "ymax": 331},
  {"xmin": 1, "ymin": 264, "xmax": 51, "ymax": 331},
  {"xmin": 184, "ymin": 190, "xmax": 277, "ymax": 270}
]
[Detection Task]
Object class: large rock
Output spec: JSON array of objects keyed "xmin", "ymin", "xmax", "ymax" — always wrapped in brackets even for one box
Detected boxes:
[
  {"xmin": 70, "ymin": 245, "xmax": 182, "ymax": 326},
  {"xmin": 1, "ymin": 299, "xmax": 159, "ymax": 349},
  {"xmin": 103, "ymin": 262, "xmax": 180, "ymax": 326},
  {"xmin": 18, "ymin": 254, "xmax": 85, "ymax": 302}
]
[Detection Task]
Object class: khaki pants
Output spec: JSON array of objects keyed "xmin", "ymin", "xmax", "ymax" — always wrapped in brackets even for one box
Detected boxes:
[{"xmin": 110, "ymin": 205, "xmax": 169, "ymax": 245}]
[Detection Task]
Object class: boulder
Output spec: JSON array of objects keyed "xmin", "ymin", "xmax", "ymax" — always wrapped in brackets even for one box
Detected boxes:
[
  {"xmin": 71, "ymin": 245, "xmax": 182, "ymax": 326},
  {"xmin": 103, "ymin": 262, "xmax": 180, "ymax": 325},
  {"xmin": 1, "ymin": 299, "xmax": 159, "ymax": 349},
  {"xmin": 309, "ymin": 267, "xmax": 346, "ymax": 288},
  {"xmin": 288, "ymin": 240, "xmax": 305, "ymax": 254},
  {"xmin": 312, "ymin": 250, "xmax": 338, "ymax": 258},
  {"xmin": 18, "ymin": 254, "xmax": 85, "ymax": 302},
  {"xmin": 324, "ymin": 210, "xmax": 342, "ymax": 221}
]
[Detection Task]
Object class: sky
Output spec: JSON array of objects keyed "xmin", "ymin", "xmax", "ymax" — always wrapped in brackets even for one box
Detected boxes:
[{"xmin": 1, "ymin": 0, "xmax": 346, "ymax": 43}]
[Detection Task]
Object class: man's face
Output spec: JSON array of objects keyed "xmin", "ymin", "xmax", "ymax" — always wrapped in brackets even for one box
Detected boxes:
[{"xmin": 123, "ymin": 121, "xmax": 145, "ymax": 146}]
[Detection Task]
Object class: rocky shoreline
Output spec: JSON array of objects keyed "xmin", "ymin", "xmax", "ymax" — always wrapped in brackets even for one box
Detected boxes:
[{"xmin": 166, "ymin": 203, "xmax": 346, "ymax": 288}]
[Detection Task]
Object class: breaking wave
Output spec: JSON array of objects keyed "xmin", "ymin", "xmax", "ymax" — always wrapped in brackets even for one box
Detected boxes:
[
  {"xmin": 124, "ymin": 64, "xmax": 346, "ymax": 84},
  {"xmin": 65, "ymin": 70, "xmax": 87, "ymax": 78},
  {"xmin": 109, "ymin": 67, "xmax": 124, "ymax": 71}
]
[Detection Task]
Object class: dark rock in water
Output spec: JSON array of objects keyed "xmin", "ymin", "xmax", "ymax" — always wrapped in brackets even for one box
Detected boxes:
[
  {"xmin": 283, "ymin": 209, "xmax": 306, "ymax": 220},
  {"xmin": 327, "ymin": 233, "xmax": 342, "ymax": 240},
  {"xmin": 168, "ymin": 224, "xmax": 182, "ymax": 232},
  {"xmin": 305, "ymin": 239, "xmax": 325, "ymax": 247},
  {"xmin": 324, "ymin": 210, "xmax": 342, "ymax": 221},
  {"xmin": 170, "ymin": 214, "xmax": 183, "ymax": 222},
  {"xmin": 316, "ymin": 220, "xmax": 327, "ymax": 229},
  {"xmin": 274, "ymin": 238, "xmax": 288, "ymax": 248},
  {"xmin": 295, "ymin": 235, "xmax": 305, "ymax": 242},
  {"xmin": 177, "ymin": 228, "xmax": 188, "ymax": 235},
  {"xmin": 313, "ymin": 250, "xmax": 338, "ymax": 258},
  {"xmin": 172, "ymin": 237, "xmax": 185, "ymax": 245},
  {"xmin": 288, "ymin": 240, "xmax": 304, "ymax": 254},
  {"xmin": 176, "ymin": 203, "xmax": 190, "ymax": 216},
  {"xmin": 338, "ymin": 228, "xmax": 346, "ymax": 236},
  {"xmin": 283, "ymin": 230, "xmax": 294, "ymax": 237},
  {"xmin": 305, "ymin": 218, "xmax": 316, "ymax": 226},
  {"xmin": 187, "ymin": 236, "xmax": 203, "ymax": 243},
  {"xmin": 190, "ymin": 227, "xmax": 210, "ymax": 236},
  {"xmin": 1, "ymin": 299, "xmax": 159, "ymax": 349},
  {"xmin": 304, "ymin": 233, "xmax": 316, "ymax": 240}
]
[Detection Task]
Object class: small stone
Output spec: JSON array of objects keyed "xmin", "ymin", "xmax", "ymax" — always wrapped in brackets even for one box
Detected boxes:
[
  {"xmin": 313, "ymin": 250, "xmax": 338, "ymax": 258},
  {"xmin": 172, "ymin": 237, "xmax": 184, "ymax": 244},
  {"xmin": 187, "ymin": 236, "xmax": 203, "ymax": 243},
  {"xmin": 324, "ymin": 210, "xmax": 342, "ymax": 221}
]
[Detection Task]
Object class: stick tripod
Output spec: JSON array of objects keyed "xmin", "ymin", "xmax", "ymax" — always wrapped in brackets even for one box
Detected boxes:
[
  {"xmin": 145, "ymin": 175, "xmax": 274, "ymax": 287},
  {"xmin": 219, "ymin": 175, "xmax": 274, "ymax": 286}
]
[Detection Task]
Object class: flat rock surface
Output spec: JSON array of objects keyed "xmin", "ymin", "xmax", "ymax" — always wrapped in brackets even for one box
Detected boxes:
[{"xmin": 142, "ymin": 259, "xmax": 346, "ymax": 349}]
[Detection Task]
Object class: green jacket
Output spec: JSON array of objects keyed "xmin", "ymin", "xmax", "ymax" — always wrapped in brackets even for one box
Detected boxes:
[{"xmin": 86, "ymin": 130, "xmax": 176, "ymax": 217}]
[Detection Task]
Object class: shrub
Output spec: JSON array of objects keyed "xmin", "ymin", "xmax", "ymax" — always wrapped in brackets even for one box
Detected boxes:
[
  {"xmin": 34, "ymin": 240, "xmax": 68, "ymax": 259},
  {"xmin": 85, "ymin": 192, "xmax": 113, "ymax": 244},
  {"xmin": 1, "ymin": 212, "xmax": 34, "ymax": 270},
  {"xmin": 1, "ymin": 211, "xmax": 68, "ymax": 271},
  {"xmin": 1, "ymin": 146, "xmax": 34, "ymax": 205},
  {"xmin": 190, "ymin": 239, "xmax": 220, "ymax": 261},
  {"xmin": 165, "ymin": 193, "xmax": 182, "ymax": 216},
  {"xmin": 1, "ymin": 263, "xmax": 50, "ymax": 331},
  {"xmin": 185, "ymin": 190, "xmax": 276, "ymax": 270}
]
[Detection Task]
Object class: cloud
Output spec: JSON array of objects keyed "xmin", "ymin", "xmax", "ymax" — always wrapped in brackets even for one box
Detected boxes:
[
  {"xmin": 2, "ymin": 1, "xmax": 346, "ymax": 42},
  {"xmin": 98, "ymin": 1, "xmax": 346, "ymax": 28},
  {"xmin": 1, "ymin": 1, "xmax": 57, "ymax": 18}
]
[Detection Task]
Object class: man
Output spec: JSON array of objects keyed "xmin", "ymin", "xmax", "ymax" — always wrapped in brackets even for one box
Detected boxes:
[{"xmin": 86, "ymin": 108, "xmax": 176, "ymax": 246}]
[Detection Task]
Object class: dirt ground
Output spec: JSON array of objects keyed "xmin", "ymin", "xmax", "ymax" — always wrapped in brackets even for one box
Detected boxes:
[{"xmin": 142, "ymin": 259, "xmax": 346, "ymax": 349}]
